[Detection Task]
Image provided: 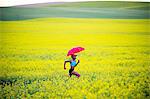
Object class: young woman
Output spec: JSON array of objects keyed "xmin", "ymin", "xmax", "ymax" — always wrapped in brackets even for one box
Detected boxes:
[{"xmin": 64, "ymin": 54, "xmax": 80, "ymax": 78}]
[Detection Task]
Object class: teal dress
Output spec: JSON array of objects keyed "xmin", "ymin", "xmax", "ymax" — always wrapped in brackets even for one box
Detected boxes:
[
  {"xmin": 70, "ymin": 60, "xmax": 77, "ymax": 67},
  {"xmin": 69, "ymin": 60, "xmax": 77, "ymax": 77}
]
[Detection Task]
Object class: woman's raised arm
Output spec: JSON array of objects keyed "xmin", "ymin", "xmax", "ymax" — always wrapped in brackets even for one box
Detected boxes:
[{"xmin": 64, "ymin": 60, "xmax": 70, "ymax": 70}]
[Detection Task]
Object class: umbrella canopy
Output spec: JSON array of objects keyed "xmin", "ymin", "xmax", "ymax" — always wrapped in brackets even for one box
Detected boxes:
[{"xmin": 67, "ymin": 47, "xmax": 85, "ymax": 56}]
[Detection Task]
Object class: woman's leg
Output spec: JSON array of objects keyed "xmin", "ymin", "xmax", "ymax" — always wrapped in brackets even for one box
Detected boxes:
[
  {"xmin": 72, "ymin": 71, "xmax": 80, "ymax": 78},
  {"xmin": 69, "ymin": 69, "xmax": 74, "ymax": 77}
]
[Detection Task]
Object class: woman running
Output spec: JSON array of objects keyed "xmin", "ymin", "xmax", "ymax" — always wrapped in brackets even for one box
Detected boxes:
[{"xmin": 64, "ymin": 54, "xmax": 80, "ymax": 78}]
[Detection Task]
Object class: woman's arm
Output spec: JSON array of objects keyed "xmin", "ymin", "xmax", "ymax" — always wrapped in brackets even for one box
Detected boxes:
[
  {"xmin": 64, "ymin": 60, "xmax": 70, "ymax": 70},
  {"xmin": 75, "ymin": 59, "xmax": 80, "ymax": 67}
]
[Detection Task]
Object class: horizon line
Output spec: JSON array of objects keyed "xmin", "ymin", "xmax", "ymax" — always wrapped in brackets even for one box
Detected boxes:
[{"xmin": 1, "ymin": 0, "xmax": 150, "ymax": 7}]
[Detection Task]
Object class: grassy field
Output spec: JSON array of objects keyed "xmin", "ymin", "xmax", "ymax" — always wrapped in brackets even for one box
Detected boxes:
[
  {"xmin": 47, "ymin": 1, "xmax": 149, "ymax": 9},
  {"xmin": 0, "ymin": 18, "xmax": 150, "ymax": 98},
  {"xmin": 1, "ymin": 1, "xmax": 149, "ymax": 21}
]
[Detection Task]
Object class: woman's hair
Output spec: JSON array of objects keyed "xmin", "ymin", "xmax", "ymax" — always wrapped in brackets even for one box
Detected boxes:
[{"xmin": 71, "ymin": 54, "xmax": 77, "ymax": 58}]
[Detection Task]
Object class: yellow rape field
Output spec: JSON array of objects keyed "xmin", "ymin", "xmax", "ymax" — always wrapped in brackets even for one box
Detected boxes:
[{"xmin": 0, "ymin": 18, "xmax": 150, "ymax": 98}]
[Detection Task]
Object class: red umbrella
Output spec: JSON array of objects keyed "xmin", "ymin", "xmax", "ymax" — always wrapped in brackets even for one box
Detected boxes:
[{"xmin": 67, "ymin": 47, "xmax": 85, "ymax": 56}]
